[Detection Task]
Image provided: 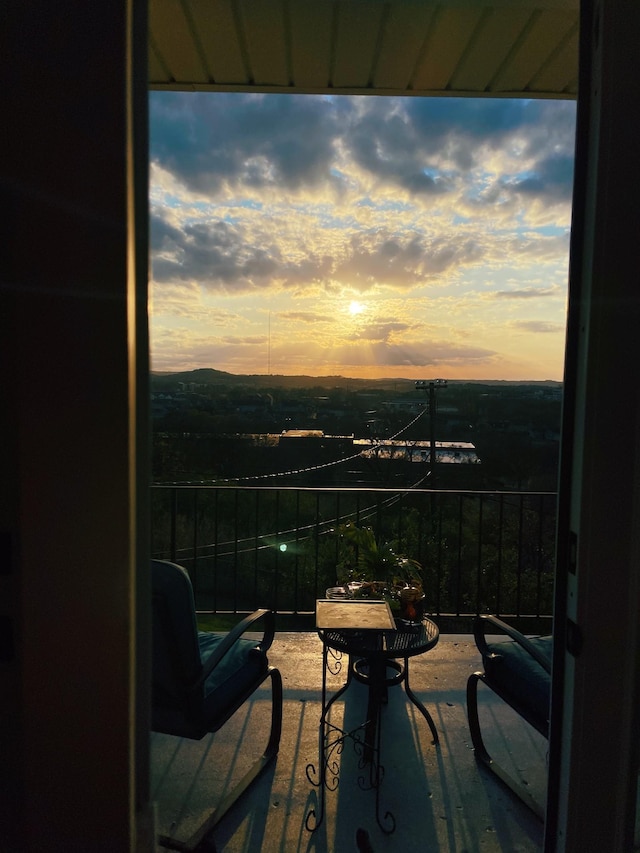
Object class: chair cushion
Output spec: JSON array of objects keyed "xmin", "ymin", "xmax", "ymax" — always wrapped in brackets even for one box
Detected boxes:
[
  {"xmin": 199, "ymin": 631, "xmax": 268, "ymax": 729},
  {"xmin": 152, "ymin": 631, "xmax": 269, "ymax": 739},
  {"xmin": 483, "ymin": 636, "xmax": 552, "ymax": 729}
]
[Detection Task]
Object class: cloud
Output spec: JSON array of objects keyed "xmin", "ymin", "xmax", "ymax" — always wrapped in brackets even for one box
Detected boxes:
[
  {"xmin": 151, "ymin": 208, "xmax": 491, "ymax": 296},
  {"xmin": 345, "ymin": 111, "xmax": 454, "ymax": 196},
  {"xmin": 348, "ymin": 321, "xmax": 414, "ymax": 342},
  {"xmin": 511, "ymin": 320, "xmax": 565, "ymax": 334},
  {"xmin": 278, "ymin": 311, "xmax": 334, "ymax": 323},
  {"xmin": 149, "ymin": 92, "xmax": 575, "ymax": 380},
  {"xmin": 150, "ymin": 93, "xmax": 576, "ymax": 206},
  {"xmin": 341, "ymin": 97, "xmax": 576, "ymax": 206},
  {"xmin": 150, "ymin": 95, "xmax": 574, "ymax": 290},
  {"xmin": 220, "ymin": 335, "xmax": 266, "ymax": 345},
  {"xmin": 490, "ymin": 285, "xmax": 563, "ymax": 300},
  {"xmin": 151, "ymin": 211, "xmax": 333, "ymax": 293},
  {"xmin": 150, "ymin": 93, "xmax": 341, "ymax": 196},
  {"xmin": 330, "ymin": 339, "xmax": 497, "ymax": 368},
  {"xmin": 505, "ymin": 154, "xmax": 575, "ymax": 202},
  {"xmin": 331, "ymin": 231, "xmax": 485, "ymax": 290}
]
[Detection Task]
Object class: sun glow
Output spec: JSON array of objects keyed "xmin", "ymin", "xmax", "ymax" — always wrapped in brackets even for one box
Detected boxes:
[{"xmin": 349, "ymin": 300, "xmax": 365, "ymax": 316}]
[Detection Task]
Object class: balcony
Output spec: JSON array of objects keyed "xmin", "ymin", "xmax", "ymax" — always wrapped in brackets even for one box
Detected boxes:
[
  {"xmin": 151, "ymin": 630, "xmax": 546, "ymax": 852},
  {"xmin": 150, "ymin": 485, "xmax": 554, "ymax": 851}
]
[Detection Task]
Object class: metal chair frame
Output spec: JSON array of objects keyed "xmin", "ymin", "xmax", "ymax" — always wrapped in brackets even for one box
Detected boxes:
[
  {"xmin": 466, "ymin": 614, "xmax": 550, "ymax": 820},
  {"xmin": 152, "ymin": 560, "xmax": 283, "ymax": 852}
]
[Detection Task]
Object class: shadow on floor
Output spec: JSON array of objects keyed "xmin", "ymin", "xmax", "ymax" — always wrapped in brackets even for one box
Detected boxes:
[{"xmin": 152, "ymin": 633, "xmax": 545, "ymax": 853}]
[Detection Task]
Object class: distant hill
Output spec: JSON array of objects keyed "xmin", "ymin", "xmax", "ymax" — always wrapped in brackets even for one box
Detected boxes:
[
  {"xmin": 150, "ymin": 368, "xmax": 561, "ymax": 392},
  {"xmin": 150, "ymin": 369, "xmax": 415, "ymax": 392},
  {"xmin": 151, "ymin": 368, "xmax": 235, "ymax": 386}
]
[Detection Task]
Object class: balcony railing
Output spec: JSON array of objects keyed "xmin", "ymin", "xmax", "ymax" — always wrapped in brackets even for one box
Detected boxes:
[{"xmin": 150, "ymin": 485, "xmax": 557, "ymax": 632}]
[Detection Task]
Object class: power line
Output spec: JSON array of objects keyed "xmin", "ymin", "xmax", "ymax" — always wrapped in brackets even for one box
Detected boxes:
[
  {"xmin": 166, "ymin": 470, "xmax": 432, "ymax": 561},
  {"xmin": 210, "ymin": 405, "xmax": 429, "ymax": 485}
]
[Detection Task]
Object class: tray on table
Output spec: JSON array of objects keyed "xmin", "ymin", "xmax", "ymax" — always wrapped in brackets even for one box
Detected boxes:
[{"xmin": 316, "ymin": 599, "xmax": 396, "ymax": 631}]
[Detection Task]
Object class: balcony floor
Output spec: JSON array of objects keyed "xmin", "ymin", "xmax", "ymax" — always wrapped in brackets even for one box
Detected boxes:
[{"xmin": 151, "ymin": 632, "xmax": 545, "ymax": 853}]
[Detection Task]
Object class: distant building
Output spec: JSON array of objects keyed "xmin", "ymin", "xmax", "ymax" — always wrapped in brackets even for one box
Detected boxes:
[
  {"xmin": 279, "ymin": 429, "xmax": 325, "ymax": 440},
  {"xmin": 353, "ymin": 438, "xmax": 480, "ymax": 464}
]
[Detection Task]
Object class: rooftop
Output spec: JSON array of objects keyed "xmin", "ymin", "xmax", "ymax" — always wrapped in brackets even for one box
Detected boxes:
[{"xmin": 152, "ymin": 632, "xmax": 545, "ymax": 852}]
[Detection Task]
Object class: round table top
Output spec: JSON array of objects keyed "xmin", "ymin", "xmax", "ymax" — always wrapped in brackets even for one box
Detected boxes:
[{"xmin": 320, "ymin": 616, "xmax": 439, "ymax": 661}]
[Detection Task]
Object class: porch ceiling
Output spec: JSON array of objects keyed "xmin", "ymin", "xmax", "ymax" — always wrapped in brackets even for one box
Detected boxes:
[{"xmin": 148, "ymin": 0, "xmax": 579, "ymax": 99}]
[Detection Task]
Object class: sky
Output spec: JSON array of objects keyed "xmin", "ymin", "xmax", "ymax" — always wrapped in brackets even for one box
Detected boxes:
[{"xmin": 149, "ymin": 93, "xmax": 576, "ymax": 382}]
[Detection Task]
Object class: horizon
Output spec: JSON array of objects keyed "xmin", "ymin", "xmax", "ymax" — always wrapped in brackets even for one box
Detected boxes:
[
  {"xmin": 151, "ymin": 366, "xmax": 562, "ymax": 386},
  {"xmin": 150, "ymin": 93, "xmax": 575, "ymax": 382}
]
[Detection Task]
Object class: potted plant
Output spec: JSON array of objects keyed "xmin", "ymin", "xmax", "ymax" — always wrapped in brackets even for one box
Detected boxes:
[{"xmin": 332, "ymin": 523, "xmax": 426, "ymax": 623}]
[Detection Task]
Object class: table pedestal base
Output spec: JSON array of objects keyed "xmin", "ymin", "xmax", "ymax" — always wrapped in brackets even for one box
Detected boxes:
[
  {"xmin": 306, "ymin": 615, "xmax": 440, "ymax": 835},
  {"xmin": 305, "ymin": 679, "xmax": 396, "ymax": 835}
]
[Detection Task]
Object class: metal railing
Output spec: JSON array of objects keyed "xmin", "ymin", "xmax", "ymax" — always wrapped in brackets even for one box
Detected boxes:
[{"xmin": 150, "ymin": 485, "xmax": 557, "ymax": 632}]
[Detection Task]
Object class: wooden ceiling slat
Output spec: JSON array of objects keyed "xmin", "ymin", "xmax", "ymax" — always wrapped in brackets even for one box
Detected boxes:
[
  {"xmin": 411, "ymin": 6, "xmax": 485, "ymax": 92},
  {"xmin": 187, "ymin": 0, "xmax": 249, "ymax": 84},
  {"xmin": 450, "ymin": 8, "xmax": 532, "ymax": 93},
  {"xmin": 149, "ymin": 0, "xmax": 208, "ymax": 84},
  {"xmin": 240, "ymin": 0, "xmax": 289, "ymax": 86},
  {"xmin": 289, "ymin": 2, "xmax": 333, "ymax": 89},
  {"xmin": 373, "ymin": 2, "xmax": 437, "ymax": 90},
  {"xmin": 490, "ymin": 10, "xmax": 577, "ymax": 95},
  {"xmin": 529, "ymin": 24, "xmax": 579, "ymax": 94},
  {"xmin": 148, "ymin": 38, "xmax": 169, "ymax": 84},
  {"xmin": 332, "ymin": 1, "xmax": 386, "ymax": 88}
]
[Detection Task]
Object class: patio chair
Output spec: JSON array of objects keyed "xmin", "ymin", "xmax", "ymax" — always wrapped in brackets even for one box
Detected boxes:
[
  {"xmin": 466, "ymin": 614, "xmax": 552, "ymax": 820},
  {"xmin": 151, "ymin": 559, "xmax": 283, "ymax": 852}
]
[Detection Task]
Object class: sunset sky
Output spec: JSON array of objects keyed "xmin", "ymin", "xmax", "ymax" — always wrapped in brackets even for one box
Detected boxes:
[{"xmin": 149, "ymin": 93, "xmax": 576, "ymax": 381}]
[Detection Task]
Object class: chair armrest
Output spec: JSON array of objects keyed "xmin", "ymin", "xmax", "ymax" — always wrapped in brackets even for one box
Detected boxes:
[
  {"xmin": 196, "ymin": 609, "xmax": 276, "ymax": 686},
  {"xmin": 473, "ymin": 614, "xmax": 551, "ymax": 674}
]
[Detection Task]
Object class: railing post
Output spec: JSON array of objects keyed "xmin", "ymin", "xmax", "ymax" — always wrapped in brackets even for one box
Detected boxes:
[
  {"xmin": 516, "ymin": 494, "xmax": 524, "ymax": 617},
  {"xmin": 213, "ymin": 487, "xmax": 219, "ymax": 611},
  {"xmin": 233, "ymin": 488, "xmax": 239, "ymax": 611},
  {"xmin": 314, "ymin": 492, "xmax": 321, "ymax": 598},
  {"xmin": 192, "ymin": 488, "xmax": 198, "ymax": 594},
  {"xmin": 294, "ymin": 489, "xmax": 301, "ymax": 613},
  {"xmin": 455, "ymin": 494, "xmax": 464, "ymax": 615},
  {"xmin": 435, "ymin": 493, "xmax": 442, "ymax": 616},
  {"xmin": 497, "ymin": 494, "xmax": 504, "ymax": 615},
  {"xmin": 536, "ymin": 493, "xmax": 544, "ymax": 618},
  {"xmin": 476, "ymin": 495, "xmax": 484, "ymax": 614},
  {"xmin": 170, "ymin": 487, "xmax": 177, "ymax": 563},
  {"xmin": 273, "ymin": 489, "xmax": 280, "ymax": 611},
  {"xmin": 254, "ymin": 490, "xmax": 260, "ymax": 603}
]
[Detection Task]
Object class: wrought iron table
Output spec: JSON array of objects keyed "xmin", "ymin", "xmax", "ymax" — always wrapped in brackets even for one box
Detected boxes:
[{"xmin": 306, "ymin": 600, "xmax": 440, "ymax": 834}]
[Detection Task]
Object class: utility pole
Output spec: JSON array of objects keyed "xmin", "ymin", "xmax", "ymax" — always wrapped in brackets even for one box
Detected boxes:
[{"xmin": 415, "ymin": 379, "xmax": 447, "ymax": 486}]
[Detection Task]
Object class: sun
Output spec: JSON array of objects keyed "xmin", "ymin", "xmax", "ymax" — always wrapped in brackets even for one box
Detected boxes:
[{"xmin": 349, "ymin": 300, "xmax": 365, "ymax": 316}]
